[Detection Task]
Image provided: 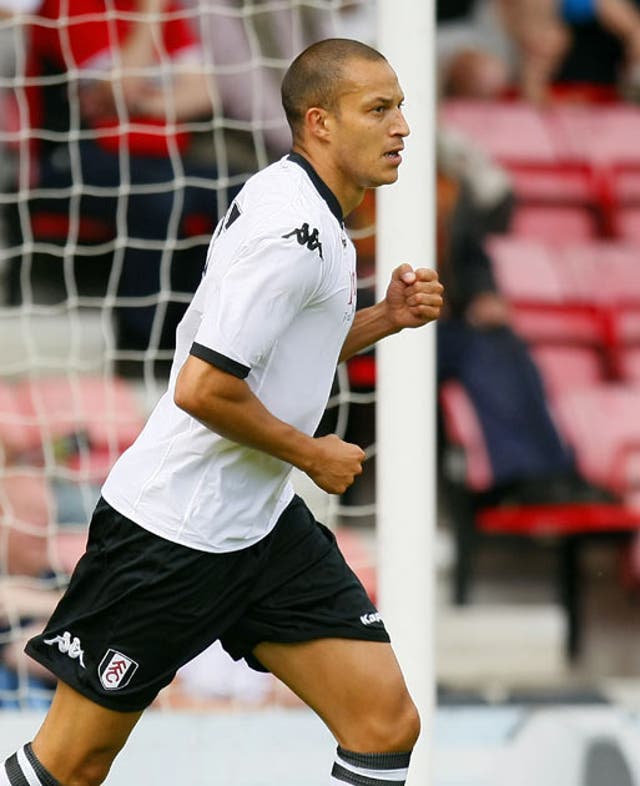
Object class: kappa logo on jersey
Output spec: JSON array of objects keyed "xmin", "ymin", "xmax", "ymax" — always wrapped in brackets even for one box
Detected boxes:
[
  {"xmin": 282, "ymin": 223, "xmax": 323, "ymax": 259},
  {"xmin": 360, "ymin": 612, "xmax": 383, "ymax": 626},
  {"xmin": 43, "ymin": 630, "xmax": 86, "ymax": 668},
  {"xmin": 98, "ymin": 649, "xmax": 139, "ymax": 690}
]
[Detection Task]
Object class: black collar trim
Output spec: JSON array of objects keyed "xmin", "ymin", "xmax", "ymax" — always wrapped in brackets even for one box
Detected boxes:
[{"xmin": 287, "ymin": 152, "xmax": 344, "ymax": 226}]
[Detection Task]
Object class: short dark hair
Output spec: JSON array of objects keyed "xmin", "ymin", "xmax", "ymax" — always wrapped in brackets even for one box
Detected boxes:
[{"xmin": 281, "ymin": 38, "xmax": 387, "ymax": 141}]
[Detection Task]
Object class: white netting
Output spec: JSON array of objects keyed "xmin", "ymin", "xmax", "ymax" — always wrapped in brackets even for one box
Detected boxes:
[{"xmin": 0, "ymin": 0, "xmax": 378, "ymax": 709}]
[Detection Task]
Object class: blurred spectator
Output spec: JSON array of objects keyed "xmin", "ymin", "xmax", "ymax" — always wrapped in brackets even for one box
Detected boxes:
[
  {"xmin": 0, "ymin": 0, "xmax": 40, "ymax": 14},
  {"xmin": 437, "ymin": 122, "xmax": 513, "ymax": 232},
  {"xmin": 494, "ymin": 0, "xmax": 572, "ymax": 103},
  {"xmin": 555, "ymin": 0, "xmax": 640, "ymax": 98},
  {"xmin": 438, "ymin": 0, "xmax": 640, "ymax": 104},
  {"xmin": 15, "ymin": 0, "xmax": 240, "ymax": 364},
  {"xmin": 185, "ymin": 0, "xmax": 339, "ymax": 168},
  {"xmin": 437, "ymin": 0, "xmax": 515, "ymax": 94},
  {"xmin": 0, "ymin": 1, "xmax": 40, "ymax": 268},
  {"xmin": 436, "ymin": 166, "xmax": 614, "ymax": 505},
  {"xmin": 496, "ymin": 0, "xmax": 640, "ymax": 102},
  {"xmin": 441, "ymin": 47, "xmax": 511, "ymax": 100}
]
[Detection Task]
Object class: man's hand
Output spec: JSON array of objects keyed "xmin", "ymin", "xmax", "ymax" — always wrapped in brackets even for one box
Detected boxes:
[
  {"xmin": 305, "ymin": 434, "xmax": 365, "ymax": 495},
  {"xmin": 385, "ymin": 264, "xmax": 444, "ymax": 330}
]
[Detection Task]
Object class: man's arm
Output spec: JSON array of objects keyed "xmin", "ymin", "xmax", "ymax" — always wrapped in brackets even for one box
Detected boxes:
[
  {"xmin": 339, "ymin": 263, "xmax": 443, "ymax": 363},
  {"xmin": 174, "ymin": 355, "xmax": 365, "ymax": 494}
]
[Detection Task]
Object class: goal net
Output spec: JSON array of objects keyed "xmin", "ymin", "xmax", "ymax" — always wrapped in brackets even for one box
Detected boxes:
[{"xmin": 0, "ymin": 0, "xmax": 379, "ymax": 711}]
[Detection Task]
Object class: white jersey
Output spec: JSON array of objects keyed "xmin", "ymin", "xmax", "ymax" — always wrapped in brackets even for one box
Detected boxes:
[{"xmin": 102, "ymin": 154, "xmax": 357, "ymax": 552}]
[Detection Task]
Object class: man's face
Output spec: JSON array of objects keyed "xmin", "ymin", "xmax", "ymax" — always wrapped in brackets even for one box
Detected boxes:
[{"xmin": 327, "ymin": 58, "xmax": 410, "ymax": 190}]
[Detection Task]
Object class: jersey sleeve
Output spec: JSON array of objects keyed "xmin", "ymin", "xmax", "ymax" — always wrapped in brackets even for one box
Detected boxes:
[{"xmin": 191, "ymin": 227, "xmax": 325, "ymax": 377}]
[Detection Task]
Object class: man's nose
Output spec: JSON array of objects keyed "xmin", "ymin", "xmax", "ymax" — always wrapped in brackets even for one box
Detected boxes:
[{"xmin": 393, "ymin": 110, "xmax": 410, "ymax": 137}]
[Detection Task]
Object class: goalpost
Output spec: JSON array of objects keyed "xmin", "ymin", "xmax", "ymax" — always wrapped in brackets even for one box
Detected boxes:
[
  {"xmin": 376, "ymin": 3, "xmax": 435, "ymax": 784},
  {"xmin": 0, "ymin": 2, "xmax": 436, "ymax": 782}
]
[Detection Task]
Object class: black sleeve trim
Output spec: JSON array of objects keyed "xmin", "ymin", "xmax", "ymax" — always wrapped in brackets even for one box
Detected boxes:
[{"xmin": 190, "ymin": 342, "xmax": 250, "ymax": 379}]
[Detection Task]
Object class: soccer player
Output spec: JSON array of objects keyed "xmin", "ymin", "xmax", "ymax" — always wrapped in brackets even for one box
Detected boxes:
[{"xmin": 2, "ymin": 38, "xmax": 443, "ymax": 786}]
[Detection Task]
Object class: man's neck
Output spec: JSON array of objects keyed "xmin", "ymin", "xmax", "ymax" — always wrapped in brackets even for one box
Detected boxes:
[{"xmin": 290, "ymin": 144, "xmax": 364, "ymax": 218}]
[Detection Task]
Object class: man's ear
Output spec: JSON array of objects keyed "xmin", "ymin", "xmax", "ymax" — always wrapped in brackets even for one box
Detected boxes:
[{"xmin": 304, "ymin": 106, "xmax": 331, "ymax": 142}]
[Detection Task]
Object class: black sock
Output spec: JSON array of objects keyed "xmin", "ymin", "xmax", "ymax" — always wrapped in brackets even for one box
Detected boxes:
[
  {"xmin": 4, "ymin": 743, "xmax": 61, "ymax": 786},
  {"xmin": 331, "ymin": 746, "xmax": 412, "ymax": 784}
]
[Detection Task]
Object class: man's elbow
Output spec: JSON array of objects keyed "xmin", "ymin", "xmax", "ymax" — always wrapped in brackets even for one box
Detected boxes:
[
  {"xmin": 174, "ymin": 366, "xmax": 203, "ymax": 418},
  {"xmin": 174, "ymin": 382, "xmax": 197, "ymax": 417}
]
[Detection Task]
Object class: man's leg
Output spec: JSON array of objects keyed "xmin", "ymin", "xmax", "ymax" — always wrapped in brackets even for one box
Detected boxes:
[
  {"xmin": 2, "ymin": 680, "xmax": 143, "ymax": 786},
  {"xmin": 254, "ymin": 638, "xmax": 420, "ymax": 784}
]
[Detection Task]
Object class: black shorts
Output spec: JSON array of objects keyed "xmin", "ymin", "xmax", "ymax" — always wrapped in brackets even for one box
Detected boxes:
[{"xmin": 25, "ymin": 495, "xmax": 389, "ymax": 712}]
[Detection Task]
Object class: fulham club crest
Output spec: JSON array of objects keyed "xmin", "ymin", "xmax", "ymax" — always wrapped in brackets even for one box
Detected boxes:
[{"xmin": 98, "ymin": 649, "xmax": 139, "ymax": 690}]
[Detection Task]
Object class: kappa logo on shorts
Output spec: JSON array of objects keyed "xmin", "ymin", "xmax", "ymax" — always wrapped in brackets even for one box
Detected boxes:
[
  {"xmin": 360, "ymin": 611, "xmax": 383, "ymax": 626},
  {"xmin": 98, "ymin": 649, "xmax": 139, "ymax": 690},
  {"xmin": 43, "ymin": 630, "xmax": 86, "ymax": 668}
]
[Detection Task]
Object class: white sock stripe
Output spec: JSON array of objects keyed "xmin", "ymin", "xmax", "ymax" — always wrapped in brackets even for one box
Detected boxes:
[
  {"xmin": 335, "ymin": 753, "xmax": 409, "ymax": 782},
  {"xmin": 15, "ymin": 749, "xmax": 41, "ymax": 786}
]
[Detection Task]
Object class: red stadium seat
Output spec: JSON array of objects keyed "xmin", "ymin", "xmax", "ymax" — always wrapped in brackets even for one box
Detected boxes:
[
  {"xmin": 0, "ymin": 472, "xmax": 86, "ymax": 577},
  {"xmin": 441, "ymin": 100, "xmax": 599, "ymax": 205},
  {"xmin": 0, "ymin": 376, "xmax": 145, "ymax": 481},
  {"xmin": 439, "ymin": 381, "xmax": 493, "ymax": 492},
  {"xmin": 441, "ymin": 100, "xmax": 557, "ymax": 166},
  {"xmin": 550, "ymin": 105, "xmax": 640, "ymax": 168},
  {"xmin": 620, "ymin": 347, "xmax": 640, "ymax": 384},
  {"xmin": 487, "ymin": 236, "xmax": 605, "ymax": 346},
  {"xmin": 487, "ymin": 237, "xmax": 640, "ymax": 369},
  {"xmin": 531, "ymin": 345, "xmax": 605, "ymax": 401},
  {"xmin": 553, "ymin": 384, "xmax": 640, "ymax": 497},
  {"xmin": 508, "ymin": 161, "xmax": 595, "ymax": 204},
  {"xmin": 442, "ymin": 101, "xmax": 640, "ymax": 238},
  {"xmin": 12, "ymin": 375, "xmax": 146, "ymax": 481},
  {"xmin": 440, "ymin": 380, "xmax": 640, "ymax": 659},
  {"xmin": 614, "ymin": 206, "xmax": 640, "ymax": 242},
  {"xmin": 509, "ymin": 205, "xmax": 599, "ymax": 242}
]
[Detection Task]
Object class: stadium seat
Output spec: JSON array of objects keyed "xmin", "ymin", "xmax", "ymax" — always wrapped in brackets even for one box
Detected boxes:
[
  {"xmin": 614, "ymin": 206, "xmax": 640, "ymax": 242},
  {"xmin": 440, "ymin": 100, "xmax": 598, "ymax": 206},
  {"xmin": 488, "ymin": 237, "xmax": 640, "ymax": 374},
  {"xmin": 509, "ymin": 205, "xmax": 600, "ymax": 242},
  {"xmin": 530, "ymin": 345, "xmax": 606, "ymax": 401},
  {"xmin": 553, "ymin": 385, "xmax": 640, "ymax": 497},
  {"xmin": 620, "ymin": 347, "xmax": 640, "ymax": 384},
  {"xmin": 440, "ymin": 381, "xmax": 640, "ymax": 659},
  {"xmin": 507, "ymin": 161, "xmax": 595, "ymax": 205},
  {"xmin": 0, "ymin": 375, "xmax": 145, "ymax": 481},
  {"xmin": 551, "ymin": 105, "xmax": 640, "ymax": 168},
  {"xmin": 0, "ymin": 472, "xmax": 86, "ymax": 577},
  {"xmin": 13, "ymin": 375, "xmax": 146, "ymax": 481},
  {"xmin": 441, "ymin": 100, "xmax": 557, "ymax": 167},
  {"xmin": 487, "ymin": 236, "xmax": 605, "ymax": 346},
  {"xmin": 346, "ymin": 353, "xmax": 376, "ymax": 390}
]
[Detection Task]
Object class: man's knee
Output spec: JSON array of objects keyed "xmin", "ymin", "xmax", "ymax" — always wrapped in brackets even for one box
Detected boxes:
[
  {"xmin": 33, "ymin": 745, "xmax": 118, "ymax": 786},
  {"xmin": 375, "ymin": 692, "xmax": 421, "ymax": 751},
  {"xmin": 341, "ymin": 688, "xmax": 421, "ymax": 753},
  {"xmin": 66, "ymin": 750, "xmax": 116, "ymax": 786}
]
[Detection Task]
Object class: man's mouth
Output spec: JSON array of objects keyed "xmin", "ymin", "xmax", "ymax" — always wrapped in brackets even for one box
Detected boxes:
[{"xmin": 384, "ymin": 150, "xmax": 403, "ymax": 164}]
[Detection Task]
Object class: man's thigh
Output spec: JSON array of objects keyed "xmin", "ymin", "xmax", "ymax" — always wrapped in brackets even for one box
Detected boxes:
[{"xmin": 253, "ymin": 638, "xmax": 413, "ymax": 743}]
